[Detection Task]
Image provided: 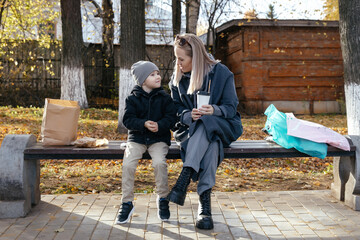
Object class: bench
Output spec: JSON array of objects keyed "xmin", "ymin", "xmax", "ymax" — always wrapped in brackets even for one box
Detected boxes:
[
  {"xmin": 0, "ymin": 134, "xmax": 359, "ymax": 218},
  {"xmin": 23, "ymin": 139, "xmax": 356, "ymax": 160}
]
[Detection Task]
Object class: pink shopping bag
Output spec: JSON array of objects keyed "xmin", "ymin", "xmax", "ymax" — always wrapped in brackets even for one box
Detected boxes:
[{"xmin": 286, "ymin": 113, "xmax": 350, "ymax": 151}]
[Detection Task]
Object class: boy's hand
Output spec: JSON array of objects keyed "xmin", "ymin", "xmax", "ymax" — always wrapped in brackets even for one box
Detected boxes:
[
  {"xmin": 191, "ymin": 108, "xmax": 202, "ymax": 121},
  {"xmin": 144, "ymin": 120, "xmax": 158, "ymax": 132}
]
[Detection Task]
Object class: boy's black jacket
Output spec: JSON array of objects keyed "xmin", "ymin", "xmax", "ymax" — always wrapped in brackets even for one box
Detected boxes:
[{"xmin": 123, "ymin": 85, "xmax": 177, "ymax": 146}]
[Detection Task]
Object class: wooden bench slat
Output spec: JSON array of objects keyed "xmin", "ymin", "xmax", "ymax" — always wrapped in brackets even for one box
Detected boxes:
[{"xmin": 23, "ymin": 140, "xmax": 356, "ymax": 160}]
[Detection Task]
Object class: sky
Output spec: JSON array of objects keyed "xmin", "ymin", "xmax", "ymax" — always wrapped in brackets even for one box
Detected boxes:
[
  {"xmin": 240, "ymin": 0, "xmax": 324, "ymax": 20},
  {"xmin": 153, "ymin": 0, "xmax": 326, "ymax": 28},
  {"xmin": 81, "ymin": 0, "xmax": 327, "ymax": 44}
]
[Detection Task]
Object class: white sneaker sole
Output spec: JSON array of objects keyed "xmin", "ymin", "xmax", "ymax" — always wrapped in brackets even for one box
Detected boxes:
[
  {"xmin": 115, "ymin": 206, "xmax": 135, "ymax": 224},
  {"xmin": 158, "ymin": 209, "xmax": 170, "ymax": 222},
  {"xmin": 159, "ymin": 216, "xmax": 170, "ymax": 222}
]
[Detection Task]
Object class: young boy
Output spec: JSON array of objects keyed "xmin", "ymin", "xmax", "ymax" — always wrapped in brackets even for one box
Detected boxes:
[{"xmin": 116, "ymin": 61, "xmax": 177, "ymax": 224}]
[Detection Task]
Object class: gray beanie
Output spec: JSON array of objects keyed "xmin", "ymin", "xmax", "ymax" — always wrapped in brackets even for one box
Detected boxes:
[{"xmin": 131, "ymin": 61, "xmax": 159, "ymax": 86}]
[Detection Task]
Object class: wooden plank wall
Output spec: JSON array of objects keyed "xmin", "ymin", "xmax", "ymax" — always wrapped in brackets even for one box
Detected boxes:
[{"xmin": 216, "ymin": 21, "xmax": 344, "ymax": 114}]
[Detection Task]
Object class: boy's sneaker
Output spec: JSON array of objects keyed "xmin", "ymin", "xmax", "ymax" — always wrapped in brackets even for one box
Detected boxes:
[
  {"xmin": 116, "ymin": 202, "xmax": 134, "ymax": 224},
  {"xmin": 157, "ymin": 197, "xmax": 170, "ymax": 221}
]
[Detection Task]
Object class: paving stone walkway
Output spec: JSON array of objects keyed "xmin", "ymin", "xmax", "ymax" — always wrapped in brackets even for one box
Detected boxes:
[{"xmin": 1, "ymin": 190, "xmax": 360, "ymax": 239}]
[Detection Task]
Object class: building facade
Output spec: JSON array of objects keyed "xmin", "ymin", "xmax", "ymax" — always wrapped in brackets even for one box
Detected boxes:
[{"xmin": 216, "ymin": 19, "xmax": 344, "ymax": 114}]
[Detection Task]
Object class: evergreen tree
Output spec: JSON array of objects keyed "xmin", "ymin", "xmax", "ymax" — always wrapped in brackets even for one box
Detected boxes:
[{"xmin": 266, "ymin": 4, "xmax": 277, "ymax": 20}]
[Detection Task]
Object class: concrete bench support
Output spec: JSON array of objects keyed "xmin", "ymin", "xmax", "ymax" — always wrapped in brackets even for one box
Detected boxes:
[
  {"xmin": 0, "ymin": 134, "xmax": 38, "ymax": 218},
  {"xmin": 332, "ymin": 135, "xmax": 360, "ymax": 210}
]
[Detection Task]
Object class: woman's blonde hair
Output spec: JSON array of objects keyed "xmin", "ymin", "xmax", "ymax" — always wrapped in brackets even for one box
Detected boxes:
[{"xmin": 173, "ymin": 33, "xmax": 218, "ymax": 94}]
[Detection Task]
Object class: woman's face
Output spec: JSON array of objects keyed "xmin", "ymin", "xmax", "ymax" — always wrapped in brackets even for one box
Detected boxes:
[{"xmin": 175, "ymin": 46, "xmax": 192, "ymax": 73}]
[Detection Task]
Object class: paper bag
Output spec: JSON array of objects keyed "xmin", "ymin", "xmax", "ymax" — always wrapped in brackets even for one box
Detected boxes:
[
  {"xmin": 41, "ymin": 98, "xmax": 80, "ymax": 145},
  {"xmin": 264, "ymin": 104, "xmax": 328, "ymax": 159},
  {"xmin": 286, "ymin": 113, "xmax": 350, "ymax": 151},
  {"xmin": 72, "ymin": 137, "xmax": 109, "ymax": 148}
]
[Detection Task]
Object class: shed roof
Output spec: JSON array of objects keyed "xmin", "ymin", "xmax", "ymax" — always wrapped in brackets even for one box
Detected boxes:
[{"xmin": 216, "ymin": 19, "xmax": 339, "ymax": 33}]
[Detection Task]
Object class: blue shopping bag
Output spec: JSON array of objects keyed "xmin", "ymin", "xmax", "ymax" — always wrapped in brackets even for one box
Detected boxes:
[{"xmin": 264, "ymin": 104, "xmax": 327, "ymax": 159}]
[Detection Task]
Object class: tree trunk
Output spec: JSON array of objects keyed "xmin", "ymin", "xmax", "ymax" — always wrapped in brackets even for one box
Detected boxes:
[
  {"xmin": 186, "ymin": 0, "xmax": 200, "ymax": 34},
  {"xmin": 60, "ymin": 0, "xmax": 88, "ymax": 108},
  {"xmin": 172, "ymin": 0, "xmax": 181, "ymax": 37},
  {"xmin": 102, "ymin": 0, "xmax": 115, "ymax": 98},
  {"xmin": 339, "ymin": 0, "xmax": 360, "ymax": 135},
  {"xmin": 118, "ymin": 0, "xmax": 145, "ymax": 133},
  {"xmin": 206, "ymin": 26, "xmax": 215, "ymax": 54}
]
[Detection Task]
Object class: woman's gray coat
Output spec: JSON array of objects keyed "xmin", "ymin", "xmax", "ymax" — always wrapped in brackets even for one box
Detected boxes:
[{"xmin": 170, "ymin": 62, "xmax": 243, "ymax": 165}]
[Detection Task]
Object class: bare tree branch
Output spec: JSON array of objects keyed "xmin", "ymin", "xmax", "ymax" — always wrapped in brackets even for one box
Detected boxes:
[
  {"xmin": 201, "ymin": 0, "xmax": 234, "ymax": 53},
  {"xmin": 82, "ymin": 0, "xmax": 102, "ymax": 17}
]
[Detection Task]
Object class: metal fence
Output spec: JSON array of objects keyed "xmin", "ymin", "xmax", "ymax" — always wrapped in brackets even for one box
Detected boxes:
[{"xmin": 0, "ymin": 41, "xmax": 174, "ymax": 109}]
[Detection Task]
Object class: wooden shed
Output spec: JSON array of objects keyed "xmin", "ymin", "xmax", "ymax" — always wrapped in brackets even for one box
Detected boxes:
[{"xmin": 215, "ymin": 19, "xmax": 344, "ymax": 115}]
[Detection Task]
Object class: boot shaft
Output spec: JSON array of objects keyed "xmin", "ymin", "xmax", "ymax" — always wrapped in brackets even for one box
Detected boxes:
[
  {"xmin": 175, "ymin": 167, "xmax": 194, "ymax": 191},
  {"xmin": 167, "ymin": 167, "xmax": 195, "ymax": 206},
  {"xmin": 198, "ymin": 188, "xmax": 212, "ymax": 216}
]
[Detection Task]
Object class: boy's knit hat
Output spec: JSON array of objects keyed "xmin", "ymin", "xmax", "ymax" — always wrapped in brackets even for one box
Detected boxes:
[{"xmin": 131, "ymin": 61, "xmax": 159, "ymax": 86}]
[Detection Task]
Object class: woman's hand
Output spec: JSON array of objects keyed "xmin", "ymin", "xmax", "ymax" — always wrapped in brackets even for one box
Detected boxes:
[
  {"xmin": 191, "ymin": 108, "xmax": 202, "ymax": 121},
  {"xmin": 192, "ymin": 105, "xmax": 214, "ymax": 121},
  {"xmin": 198, "ymin": 105, "xmax": 214, "ymax": 115},
  {"xmin": 144, "ymin": 120, "xmax": 158, "ymax": 132}
]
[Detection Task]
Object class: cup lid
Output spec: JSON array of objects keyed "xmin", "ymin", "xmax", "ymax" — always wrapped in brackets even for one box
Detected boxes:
[{"xmin": 196, "ymin": 90, "xmax": 210, "ymax": 95}]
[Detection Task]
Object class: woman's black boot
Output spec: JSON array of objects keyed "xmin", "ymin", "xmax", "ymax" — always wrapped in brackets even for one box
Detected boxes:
[
  {"xmin": 167, "ymin": 167, "xmax": 194, "ymax": 206},
  {"xmin": 196, "ymin": 188, "xmax": 213, "ymax": 230}
]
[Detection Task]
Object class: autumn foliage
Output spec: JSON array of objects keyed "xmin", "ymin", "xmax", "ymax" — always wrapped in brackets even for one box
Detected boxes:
[{"xmin": 0, "ymin": 106, "xmax": 348, "ymax": 194}]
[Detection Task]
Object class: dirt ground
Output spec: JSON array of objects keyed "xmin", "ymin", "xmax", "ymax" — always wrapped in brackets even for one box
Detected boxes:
[{"xmin": 40, "ymin": 157, "xmax": 334, "ymax": 195}]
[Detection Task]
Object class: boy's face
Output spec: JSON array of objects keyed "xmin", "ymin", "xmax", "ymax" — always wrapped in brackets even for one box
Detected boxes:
[{"xmin": 143, "ymin": 70, "xmax": 161, "ymax": 91}]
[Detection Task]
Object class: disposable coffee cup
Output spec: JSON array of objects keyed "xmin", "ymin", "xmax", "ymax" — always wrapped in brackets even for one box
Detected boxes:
[{"xmin": 196, "ymin": 91, "xmax": 210, "ymax": 109}]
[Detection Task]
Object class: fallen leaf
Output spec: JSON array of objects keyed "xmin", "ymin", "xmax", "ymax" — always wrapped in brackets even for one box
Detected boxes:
[
  {"xmin": 54, "ymin": 228, "xmax": 64, "ymax": 233},
  {"xmin": 314, "ymin": 181, "xmax": 321, "ymax": 186}
]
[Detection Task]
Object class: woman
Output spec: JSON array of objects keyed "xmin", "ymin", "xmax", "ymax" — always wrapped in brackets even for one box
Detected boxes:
[{"xmin": 167, "ymin": 33, "xmax": 243, "ymax": 230}]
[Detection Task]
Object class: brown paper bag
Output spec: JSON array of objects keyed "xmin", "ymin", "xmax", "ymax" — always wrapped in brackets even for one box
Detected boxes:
[{"xmin": 41, "ymin": 98, "xmax": 80, "ymax": 145}]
